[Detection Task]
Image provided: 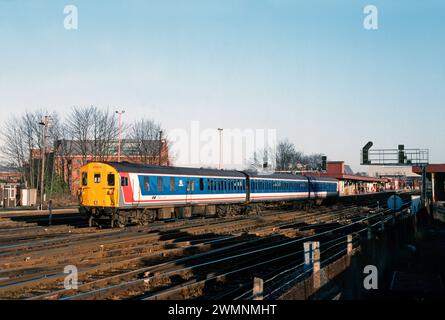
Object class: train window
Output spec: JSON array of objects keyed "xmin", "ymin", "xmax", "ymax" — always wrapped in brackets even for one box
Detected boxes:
[
  {"xmin": 157, "ymin": 177, "xmax": 163, "ymax": 192},
  {"xmin": 187, "ymin": 180, "xmax": 194, "ymax": 192},
  {"xmin": 81, "ymin": 172, "xmax": 87, "ymax": 186},
  {"xmin": 143, "ymin": 176, "xmax": 150, "ymax": 192},
  {"xmin": 107, "ymin": 174, "xmax": 115, "ymax": 186},
  {"xmin": 121, "ymin": 177, "xmax": 128, "ymax": 187},
  {"xmin": 94, "ymin": 173, "xmax": 101, "ymax": 183},
  {"xmin": 219, "ymin": 180, "xmax": 222, "ymax": 191},
  {"xmin": 199, "ymin": 178, "xmax": 204, "ymax": 191},
  {"xmin": 170, "ymin": 177, "xmax": 175, "ymax": 192}
]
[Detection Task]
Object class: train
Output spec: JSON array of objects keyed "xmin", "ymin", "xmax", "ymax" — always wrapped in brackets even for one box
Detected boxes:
[{"xmin": 79, "ymin": 162, "xmax": 339, "ymax": 227}]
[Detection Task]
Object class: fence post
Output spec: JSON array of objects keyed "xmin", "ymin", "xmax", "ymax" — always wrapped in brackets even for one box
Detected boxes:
[
  {"xmin": 304, "ymin": 241, "xmax": 321, "ymax": 290},
  {"xmin": 347, "ymin": 235, "xmax": 353, "ymax": 255},
  {"xmin": 253, "ymin": 277, "xmax": 263, "ymax": 300},
  {"xmin": 303, "ymin": 242, "xmax": 312, "ymax": 271},
  {"xmin": 313, "ymin": 242, "xmax": 321, "ymax": 290}
]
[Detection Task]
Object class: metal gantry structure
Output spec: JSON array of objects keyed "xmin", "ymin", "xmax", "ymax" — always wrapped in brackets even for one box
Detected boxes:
[{"xmin": 361, "ymin": 141, "xmax": 429, "ymax": 206}]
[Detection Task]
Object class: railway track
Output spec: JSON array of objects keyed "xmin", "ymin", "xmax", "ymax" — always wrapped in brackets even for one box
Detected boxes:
[
  {"xmin": 0, "ymin": 193, "xmax": 414, "ymax": 300},
  {"xmin": 0, "ymin": 206, "xmax": 375, "ymax": 299}
]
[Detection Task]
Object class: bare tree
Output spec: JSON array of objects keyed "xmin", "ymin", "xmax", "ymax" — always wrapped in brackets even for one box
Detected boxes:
[
  {"xmin": 275, "ymin": 139, "xmax": 303, "ymax": 171},
  {"xmin": 91, "ymin": 107, "xmax": 119, "ymax": 161},
  {"xmin": 302, "ymin": 153, "xmax": 324, "ymax": 170},
  {"xmin": 248, "ymin": 147, "xmax": 276, "ymax": 173},
  {"xmin": 66, "ymin": 106, "xmax": 119, "ymax": 163},
  {"xmin": 249, "ymin": 138, "xmax": 324, "ymax": 173},
  {"xmin": 0, "ymin": 110, "xmax": 59, "ymax": 189},
  {"xmin": 127, "ymin": 118, "xmax": 170, "ymax": 165},
  {"xmin": 1, "ymin": 116, "xmax": 26, "ymax": 181},
  {"xmin": 65, "ymin": 106, "xmax": 93, "ymax": 164}
]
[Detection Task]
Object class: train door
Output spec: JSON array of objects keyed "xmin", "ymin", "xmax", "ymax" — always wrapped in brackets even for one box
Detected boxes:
[
  {"xmin": 186, "ymin": 179, "xmax": 194, "ymax": 204},
  {"xmin": 132, "ymin": 175, "xmax": 141, "ymax": 208}
]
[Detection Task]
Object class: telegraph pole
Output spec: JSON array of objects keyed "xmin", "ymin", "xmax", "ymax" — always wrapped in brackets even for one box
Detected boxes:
[
  {"xmin": 218, "ymin": 128, "xmax": 223, "ymax": 169},
  {"xmin": 115, "ymin": 110, "xmax": 125, "ymax": 162},
  {"xmin": 39, "ymin": 116, "xmax": 50, "ymax": 210}
]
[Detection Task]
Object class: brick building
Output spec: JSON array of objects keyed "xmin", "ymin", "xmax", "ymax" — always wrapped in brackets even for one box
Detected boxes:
[
  {"xmin": 32, "ymin": 139, "xmax": 169, "ymax": 195},
  {"xmin": 0, "ymin": 165, "xmax": 21, "ymax": 207},
  {"xmin": 301, "ymin": 161, "xmax": 388, "ymax": 196}
]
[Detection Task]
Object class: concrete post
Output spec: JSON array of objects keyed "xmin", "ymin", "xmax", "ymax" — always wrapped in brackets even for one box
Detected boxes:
[
  {"xmin": 347, "ymin": 235, "xmax": 353, "ymax": 255},
  {"xmin": 253, "ymin": 277, "xmax": 263, "ymax": 300},
  {"xmin": 304, "ymin": 241, "xmax": 321, "ymax": 289},
  {"xmin": 313, "ymin": 242, "xmax": 321, "ymax": 290},
  {"xmin": 303, "ymin": 242, "xmax": 312, "ymax": 271}
]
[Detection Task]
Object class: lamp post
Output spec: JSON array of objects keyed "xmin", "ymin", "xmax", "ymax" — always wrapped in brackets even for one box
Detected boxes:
[
  {"xmin": 217, "ymin": 128, "xmax": 223, "ymax": 169},
  {"xmin": 115, "ymin": 110, "xmax": 125, "ymax": 162},
  {"xmin": 39, "ymin": 116, "xmax": 50, "ymax": 210}
]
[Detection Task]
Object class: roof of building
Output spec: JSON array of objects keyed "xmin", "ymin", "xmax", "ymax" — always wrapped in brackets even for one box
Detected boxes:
[
  {"xmin": 55, "ymin": 139, "xmax": 163, "ymax": 156},
  {"xmin": 412, "ymin": 164, "xmax": 445, "ymax": 174},
  {"xmin": 302, "ymin": 171, "xmax": 387, "ymax": 183}
]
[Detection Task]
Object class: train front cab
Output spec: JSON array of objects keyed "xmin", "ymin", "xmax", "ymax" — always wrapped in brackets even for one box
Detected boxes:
[{"xmin": 79, "ymin": 162, "xmax": 119, "ymax": 218}]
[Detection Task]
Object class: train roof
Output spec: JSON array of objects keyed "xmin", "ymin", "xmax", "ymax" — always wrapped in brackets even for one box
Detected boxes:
[
  {"xmin": 249, "ymin": 173, "xmax": 337, "ymax": 182},
  {"xmin": 104, "ymin": 162, "xmax": 245, "ymax": 177},
  {"xmin": 249, "ymin": 173, "xmax": 308, "ymax": 180}
]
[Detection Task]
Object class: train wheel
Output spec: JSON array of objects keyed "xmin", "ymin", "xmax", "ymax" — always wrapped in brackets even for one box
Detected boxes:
[
  {"xmin": 140, "ymin": 209, "xmax": 156, "ymax": 225},
  {"xmin": 114, "ymin": 217, "xmax": 126, "ymax": 228},
  {"xmin": 216, "ymin": 206, "xmax": 227, "ymax": 218},
  {"xmin": 88, "ymin": 216, "xmax": 94, "ymax": 227},
  {"xmin": 112, "ymin": 213, "xmax": 126, "ymax": 228}
]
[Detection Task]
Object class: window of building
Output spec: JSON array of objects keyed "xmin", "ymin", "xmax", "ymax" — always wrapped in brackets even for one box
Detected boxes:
[
  {"xmin": 121, "ymin": 177, "xmax": 128, "ymax": 187},
  {"xmin": 107, "ymin": 174, "xmax": 115, "ymax": 186},
  {"xmin": 94, "ymin": 173, "xmax": 101, "ymax": 183}
]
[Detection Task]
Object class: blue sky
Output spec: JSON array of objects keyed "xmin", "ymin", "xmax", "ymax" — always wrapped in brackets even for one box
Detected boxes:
[{"xmin": 0, "ymin": 0, "xmax": 444, "ymax": 170}]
